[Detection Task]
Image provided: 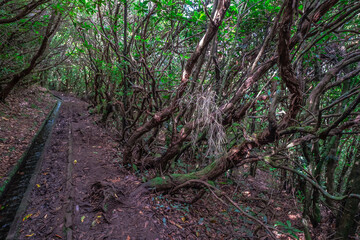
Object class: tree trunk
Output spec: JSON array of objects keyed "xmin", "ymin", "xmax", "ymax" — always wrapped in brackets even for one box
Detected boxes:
[
  {"xmin": 310, "ymin": 142, "xmax": 322, "ymax": 227},
  {"xmin": 336, "ymin": 142, "xmax": 355, "ymax": 193},
  {"xmin": 249, "ymin": 162, "xmax": 257, "ymax": 177},
  {"xmin": 335, "ymin": 148, "xmax": 360, "ymax": 238},
  {"xmin": 122, "ymin": 0, "xmax": 231, "ymax": 165},
  {"xmin": 325, "ymin": 136, "xmax": 340, "ymax": 207},
  {"xmin": 143, "ymin": 130, "xmax": 273, "ymax": 191},
  {"xmin": 0, "ymin": 13, "xmax": 60, "ymax": 101}
]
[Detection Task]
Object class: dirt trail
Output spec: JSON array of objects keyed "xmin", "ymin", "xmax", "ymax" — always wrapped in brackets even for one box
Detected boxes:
[
  {"xmin": 8, "ymin": 92, "xmax": 308, "ymax": 240},
  {"xmin": 16, "ymin": 93, "xmax": 161, "ymax": 240}
]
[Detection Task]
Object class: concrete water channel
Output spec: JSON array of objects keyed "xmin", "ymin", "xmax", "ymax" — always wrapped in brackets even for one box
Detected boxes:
[{"xmin": 0, "ymin": 100, "xmax": 61, "ymax": 239}]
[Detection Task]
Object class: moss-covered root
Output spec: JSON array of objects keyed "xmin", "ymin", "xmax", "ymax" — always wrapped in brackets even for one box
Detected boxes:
[
  {"xmin": 143, "ymin": 161, "xmax": 224, "ymax": 191},
  {"xmin": 142, "ymin": 140, "xmax": 259, "ymax": 191}
]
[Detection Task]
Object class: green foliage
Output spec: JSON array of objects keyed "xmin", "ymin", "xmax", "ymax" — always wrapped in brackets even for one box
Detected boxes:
[
  {"xmin": 275, "ymin": 220, "xmax": 303, "ymax": 239},
  {"xmin": 1, "ymin": 0, "xmax": 360, "ymax": 237}
]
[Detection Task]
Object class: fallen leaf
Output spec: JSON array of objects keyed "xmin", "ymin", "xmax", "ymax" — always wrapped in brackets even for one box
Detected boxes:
[
  {"xmin": 81, "ymin": 216, "xmax": 85, "ymax": 222},
  {"xmin": 74, "ymin": 160, "xmax": 77, "ymax": 164},
  {"xmin": 23, "ymin": 213, "xmax": 32, "ymax": 221},
  {"xmin": 169, "ymin": 220, "xmax": 183, "ymax": 229},
  {"xmin": 36, "ymin": 184, "xmax": 40, "ymax": 188},
  {"xmin": 25, "ymin": 233, "xmax": 34, "ymax": 237},
  {"xmin": 175, "ymin": 223, "xmax": 183, "ymax": 229},
  {"xmin": 126, "ymin": 236, "xmax": 131, "ymax": 240},
  {"xmin": 33, "ymin": 211, "xmax": 40, "ymax": 218},
  {"xmin": 55, "ymin": 234, "xmax": 63, "ymax": 239}
]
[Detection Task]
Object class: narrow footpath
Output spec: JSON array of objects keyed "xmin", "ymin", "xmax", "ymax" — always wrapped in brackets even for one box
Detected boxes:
[{"xmin": 12, "ymin": 93, "xmax": 161, "ymax": 240}]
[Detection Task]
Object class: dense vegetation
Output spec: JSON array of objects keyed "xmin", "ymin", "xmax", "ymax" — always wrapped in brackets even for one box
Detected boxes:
[{"xmin": 1, "ymin": 0, "xmax": 359, "ymax": 238}]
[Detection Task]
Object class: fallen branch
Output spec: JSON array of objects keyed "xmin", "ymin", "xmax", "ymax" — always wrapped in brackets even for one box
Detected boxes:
[{"xmin": 171, "ymin": 179, "xmax": 298, "ymax": 239}]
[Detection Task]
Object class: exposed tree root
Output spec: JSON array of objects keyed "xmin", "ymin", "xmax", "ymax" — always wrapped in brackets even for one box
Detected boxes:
[{"xmin": 89, "ymin": 181, "xmax": 126, "ymax": 213}]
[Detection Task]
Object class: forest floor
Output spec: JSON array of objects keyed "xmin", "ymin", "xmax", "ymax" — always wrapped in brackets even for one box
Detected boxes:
[
  {"xmin": 0, "ymin": 86, "xmax": 56, "ymax": 186},
  {"xmin": 1, "ymin": 90, "xmax": 333, "ymax": 239}
]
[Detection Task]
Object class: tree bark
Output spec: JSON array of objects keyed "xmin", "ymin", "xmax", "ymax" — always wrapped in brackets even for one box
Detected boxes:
[
  {"xmin": 122, "ymin": 0, "xmax": 231, "ymax": 165},
  {"xmin": 335, "ymin": 148, "xmax": 360, "ymax": 238},
  {"xmin": 0, "ymin": 13, "xmax": 60, "ymax": 101},
  {"xmin": 0, "ymin": 0, "xmax": 49, "ymax": 24}
]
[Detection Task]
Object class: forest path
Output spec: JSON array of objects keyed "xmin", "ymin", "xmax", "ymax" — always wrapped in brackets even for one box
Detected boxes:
[{"xmin": 14, "ymin": 93, "xmax": 161, "ymax": 240}]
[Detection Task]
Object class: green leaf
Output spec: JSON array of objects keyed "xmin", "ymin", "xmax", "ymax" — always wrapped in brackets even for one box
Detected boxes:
[{"xmin": 132, "ymin": 164, "xmax": 138, "ymax": 171}]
